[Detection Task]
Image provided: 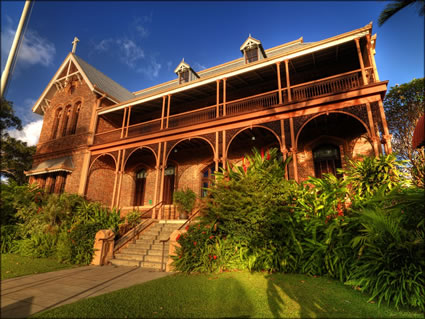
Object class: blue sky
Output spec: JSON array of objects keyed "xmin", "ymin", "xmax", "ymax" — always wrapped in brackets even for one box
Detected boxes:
[{"xmin": 1, "ymin": 1, "xmax": 424, "ymax": 145}]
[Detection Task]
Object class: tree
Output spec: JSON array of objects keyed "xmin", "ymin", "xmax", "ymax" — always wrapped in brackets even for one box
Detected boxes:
[
  {"xmin": 378, "ymin": 0, "xmax": 424, "ymax": 26},
  {"xmin": 384, "ymin": 78, "xmax": 424, "ymax": 186},
  {"xmin": 0, "ymin": 98, "xmax": 36, "ymax": 185}
]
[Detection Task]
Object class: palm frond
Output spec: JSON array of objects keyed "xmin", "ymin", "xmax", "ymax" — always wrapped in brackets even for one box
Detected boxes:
[{"xmin": 378, "ymin": 0, "xmax": 419, "ymax": 26}]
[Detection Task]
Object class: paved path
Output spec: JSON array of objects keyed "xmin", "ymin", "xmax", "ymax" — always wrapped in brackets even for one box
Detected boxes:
[{"xmin": 1, "ymin": 265, "xmax": 170, "ymax": 318}]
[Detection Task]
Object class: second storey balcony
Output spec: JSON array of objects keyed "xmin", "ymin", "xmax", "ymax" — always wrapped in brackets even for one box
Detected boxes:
[{"xmin": 92, "ymin": 35, "xmax": 385, "ymax": 147}]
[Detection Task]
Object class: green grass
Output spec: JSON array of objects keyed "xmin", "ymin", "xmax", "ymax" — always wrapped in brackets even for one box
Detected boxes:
[
  {"xmin": 1, "ymin": 253, "xmax": 77, "ymax": 280},
  {"xmin": 33, "ymin": 271, "xmax": 423, "ymax": 318}
]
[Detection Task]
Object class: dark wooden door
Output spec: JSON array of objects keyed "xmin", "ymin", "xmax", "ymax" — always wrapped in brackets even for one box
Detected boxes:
[
  {"xmin": 163, "ymin": 174, "xmax": 175, "ymax": 204},
  {"xmin": 134, "ymin": 178, "xmax": 146, "ymax": 206}
]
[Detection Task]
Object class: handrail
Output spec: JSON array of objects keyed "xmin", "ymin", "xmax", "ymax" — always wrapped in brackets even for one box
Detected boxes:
[
  {"xmin": 289, "ymin": 69, "xmax": 362, "ymax": 89},
  {"xmin": 168, "ymin": 103, "xmax": 218, "ymax": 120},
  {"xmin": 226, "ymin": 88, "xmax": 280, "ymax": 105},
  {"xmin": 95, "ymin": 127, "xmax": 122, "ymax": 137},
  {"xmin": 113, "ymin": 201, "xmax": 163, "ymax": 253},
  {"xmin": 159, "ymin": 208, "xmax": 201, "ymax": 272}
]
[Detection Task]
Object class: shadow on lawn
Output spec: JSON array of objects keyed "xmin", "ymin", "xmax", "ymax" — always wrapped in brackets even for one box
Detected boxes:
[{"xmin": 266, "ymin": 274, "xmax": 330, "ymax": 318}]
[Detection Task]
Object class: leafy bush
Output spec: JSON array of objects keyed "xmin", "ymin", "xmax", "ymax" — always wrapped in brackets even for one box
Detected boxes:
[
  {"xmin": 125, "ymin": 210, "xmax": 142, "ymax": 228},
  {"xmin": 14, "ymin": 231, "xmax": 57, "ymax": 258},
  {"xmin": 0, "ymin": 225, "xmax": 18, "ymax": 253},
  {"xmin": 347, "ymin": 187, "xmax": 425, "ymax": 310},
  {"xmin": 173, "ymin": 188, "xmax": 197, "ymax": 218}
]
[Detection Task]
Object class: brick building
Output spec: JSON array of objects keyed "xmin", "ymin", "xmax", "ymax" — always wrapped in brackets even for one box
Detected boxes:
[{"xmin": 27, "ymin": 23, "xmax": 392, "ymax": 219}]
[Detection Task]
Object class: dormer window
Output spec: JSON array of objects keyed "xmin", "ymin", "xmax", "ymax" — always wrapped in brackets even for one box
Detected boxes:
[
  {"xmin": 245, "ymin": 48, "xmax": 258, "ymax": 63},
  {"xmin": 179, "ymin": 69, "xmax": 190, "ymax": 84},
  {"xmin": 174, "ymin": 59, "xmax": 200, "ymax": 84},
  {"xmin": 240, "ymin": 34, "xmax": 267, "ymax": 64}
]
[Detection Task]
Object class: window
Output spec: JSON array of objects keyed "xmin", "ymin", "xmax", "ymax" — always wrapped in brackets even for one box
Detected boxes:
[
  {"xmin": 245, "ymin": 48, "xmax": 258, "ymax": 63},
  {"xmin": 61, "ymin": 105, "xmax": 72, "ymax": 137},
  {"xmin": 69, "ymin": 102, "xmax": 81, "ymax": 135},
  {"xmin": 313, "ymin": 144, "xmax": 342, "ymax": 178},
  {"xmin": 179, "ymin": 70, "xmax": 190, "ymax": 84},
  {"xmin": 134, "ymin": 168, "xmax": 147, "ymax": 206},
  {"xmin": 201, "ymin": 163, "xmax": 219, "ymax": 197},
  {"xmin": 51, "ymin": 108, "xmax": 63, "ymax": 139}
]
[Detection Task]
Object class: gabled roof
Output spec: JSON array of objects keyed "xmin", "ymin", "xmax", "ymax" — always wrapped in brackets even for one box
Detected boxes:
[
  {"xmin": 174, "ymin": 58, "xmax": 191, "ymax": 74},
  {"xmin": 73, "ymin": 54, "xmax": 134, "ymax": 102},
  {"xmin": 32, "ymin": 53, "xmax": 134, "ymax": 115}
]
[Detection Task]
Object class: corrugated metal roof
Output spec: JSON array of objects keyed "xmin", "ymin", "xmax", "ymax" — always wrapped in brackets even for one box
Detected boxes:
[
  {"xmin": 133, "ymin": 42, "xmax": 313, "ymax": 100},
  {"xmin": 73, "ymin": 54, "xmax": 134, "ymax": 102}
]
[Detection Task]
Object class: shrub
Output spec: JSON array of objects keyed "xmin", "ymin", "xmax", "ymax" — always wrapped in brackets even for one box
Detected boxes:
[
  {"xmin": 173, "ymin": 188, "xmax": 197, "ymax": 218},
  {"xmin": 14, "ymin": 231, "xmax": 57, "ymax": 258},
  {"xmin": 0, "ymin": 225, "xmax": 18, "ymax": 253}
]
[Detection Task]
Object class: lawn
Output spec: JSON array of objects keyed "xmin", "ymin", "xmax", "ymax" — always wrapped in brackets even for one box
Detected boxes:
[
  {"xmin": 1, "ymin": 253, "xmax": 77, "ymax": 280},
  {"xmin": 33, "ymin": 271, "xmax": 423, "ymax": 318}
]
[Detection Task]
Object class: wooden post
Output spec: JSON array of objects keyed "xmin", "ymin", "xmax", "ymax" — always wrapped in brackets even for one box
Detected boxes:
[
  {"xmin": 215, "ymin": 131, "xmax": 219, "ymax": 171},
  {"xmin": 355, "ymin": 38, "xmax": 368, "ymax": 85},
  {"xmin": 125, "ymin": 106, "xmax": 132, "ymax": 137},
  {"xmin": 158, "ymin": 141, "xmax": 168, "ymax": 219},
  {"xmin": 111, "ymin": 150, "xmax": 122, "ymax": 208},
  {"xmin": 160, "ymin": 96, "xmax": 166, "ymax": 129},
  {"xmin": 222, "ymin": 131, "xmax": 227, "ymax": 170},
  {"xmin": 285, "ymin": 60, "xmax": 292, "ymax": 102},
  {"xmin": 366, "ymin": 102, "xmax": 380, "ymax": 157},
  {"xmin": 115, "ymin": 149, "xmax": 126, "ymax": 208},
  {"xmin": 166, "ymin": 95, "xmax": 171, "ymax": 128},
  {"xmin": 223, "ymin": 78, "xmax": 227, "ymax": 116},
  {"xmin": 216, "ymin": 80, "xmax": 220, "ymax": 118},
  {"xmin": 280, "ymin": 119, "xmax": 288, "ymax": 179},
  {"xmin": 153, "ymin": 142, "xmax": 162, "ymax": 207},
  {"xmin": 377, "ymin": 99, "xmax": 392, "ymax": 154},
  {"xmin": 370, "ymin": 34, "xmax": 380, "ymax": 82},
  {"xmin": 120, "ymin": 107, "xmax": 127, "ymax": 138},
  {"xmin": 276, "ymin": 62, "xmax": 282, "ymax": 104},
  {"xmin": 289, "ymin": 117, "xmax": 298, "ymax": 182}
]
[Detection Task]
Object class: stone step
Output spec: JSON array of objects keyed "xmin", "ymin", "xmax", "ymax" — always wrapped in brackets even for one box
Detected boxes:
[
  {"xmin": 131, "ymin": 243, "xmax": 169, "ymax": 250},
  {"xmin": 144, "ymin": 254, "xmax": 167, "ymax": 263},
  {"xmin": 124, "ymin": 248, "xmax": 149, "ymax": 255},
  {"xmin": 140, "ymin": 261, "xmax": 164, "ymax": 270},
  {"xmin": 110, "ymin": 258, "xmax": 140, "ymax": 267},
  {"xmin": 115, "ymin": 253, "xmax": 144, "ymax": 261}
]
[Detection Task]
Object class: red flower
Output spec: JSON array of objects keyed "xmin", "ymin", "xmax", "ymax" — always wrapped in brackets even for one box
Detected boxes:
[
  {"xmin": 185, "ymin": 225, "xmax": 189, "ymax": 231},
  {"xmin": 213, "ymin": 255, "xmax": 217, "ymax": 260},
  {"xmin": 176, "ymin": 234, "xmax": 181, "ymax": 241},
  {"xmin": 202, "ymin": 231, "xmax": 206, "ymax": 234},
  {"xmin": 193, "ymin": 241, "xmax": 197, "ymax": 246},
  {"xmin": 243, "ymin": 165, "xmax": 247, "ymax": 173},
  {"xmin": 209, "ymin": 235, "xmax": 214, "ymax": 239},
  {"xmin": 266, "ymin": 151, "xmax": 271, "ymax": 161},
  {"xmin": 209, "ymin": 255, "xmax": 212, "ymax": 260},
  {"xmin": 179, "ymin": 255, "xmax": 182, "ymax": 259},
  {"xmin": 261, "ymin": 148, "xmax": 265, "ymax": 160}
]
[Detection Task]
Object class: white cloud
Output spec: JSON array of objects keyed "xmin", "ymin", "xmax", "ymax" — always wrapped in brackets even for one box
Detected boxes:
[
  {"xmin": 193, "ymin": 62, "xmax": 207, "ymax": 71},
  {"xmin": 118, "ymin": 39, "xmax": 145, "ymax": 67},
  {"xmin": 1, "ymin": 24, "xmax": 55, "ymax": 69},
  {"xmin": 137, "ymin": 56, "xmax": 162, "ymax": 79},
  {"xmin": 94, "ymin": 38, "xmax": 113, "ymax": 52},
  {"xmin": 8, "ymin": 120, "xmax": 43, "ymax": 146}
]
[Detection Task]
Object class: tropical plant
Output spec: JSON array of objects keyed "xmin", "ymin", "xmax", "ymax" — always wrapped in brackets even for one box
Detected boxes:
[
  {"xmin": 378, "ymin": 0, "xmax": 424, "ymax": 26},
  {"xmin": 173, "ymin": 188, "xmax": 197, "ymax": 219}
]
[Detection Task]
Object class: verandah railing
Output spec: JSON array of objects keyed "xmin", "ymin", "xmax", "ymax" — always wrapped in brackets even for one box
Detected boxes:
[{"xmin": 93, "ymin": 69, "xmax": 367, "ymax": 145}]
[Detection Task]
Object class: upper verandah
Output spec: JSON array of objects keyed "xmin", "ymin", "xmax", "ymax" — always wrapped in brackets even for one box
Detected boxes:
[{"xmin": 98, "ymin": 22, "xmax": 375, "ymax": 115}]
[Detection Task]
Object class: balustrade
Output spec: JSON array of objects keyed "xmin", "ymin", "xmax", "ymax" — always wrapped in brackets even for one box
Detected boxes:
[{"xmin": 93, "ymin": 70, "xmax": 366, "ymax": 145}]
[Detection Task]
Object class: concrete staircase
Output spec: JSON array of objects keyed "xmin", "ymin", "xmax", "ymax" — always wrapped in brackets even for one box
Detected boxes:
[{"xmin": 110, "ymin": 221, "xmax": 184, "ymax": 270}]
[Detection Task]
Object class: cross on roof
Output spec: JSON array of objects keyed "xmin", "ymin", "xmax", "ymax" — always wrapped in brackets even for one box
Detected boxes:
[{"xmin": 72, "ymin": 37, "xmax": 80, "ymax": 54}]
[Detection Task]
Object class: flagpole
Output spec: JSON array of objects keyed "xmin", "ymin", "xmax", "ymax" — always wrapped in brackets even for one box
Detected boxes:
[{"xmin": 1, "ymin": 0, "xmax": 33, "ymax": 98}]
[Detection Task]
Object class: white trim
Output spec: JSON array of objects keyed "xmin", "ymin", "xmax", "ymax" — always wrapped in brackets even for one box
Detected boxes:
[
  {"xmin": 25, "ymin": 168, "xmax": 73, "ymax": 176},
  {"xmin": 99, "ymin": 30, "xmax": 369, "ymax": 115}
]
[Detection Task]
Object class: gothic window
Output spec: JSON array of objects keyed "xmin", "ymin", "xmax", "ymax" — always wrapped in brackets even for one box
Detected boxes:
[
  {"xmin": 163, "ymin": 165, "xmax": 175, "ymax": 205},
  {"xmin": 245, "ymin": 48, "xmax": 258, "ymax": 63},
  {"xmin": 61, "ymin": 105, "xmax": 72, "ymax": 137},
  {"xmin": 69, "ymin": 102, "xmax": 81, "ymax": 135},
  {"xmin": 313, "ymin": 144, "xmax": 342, "ymax": 178},
  {"xmin": 51, "ymin": 107, "xmax": 63, "ymax": 139},
  {"xmin": 134, "ymin": 168, "xmax": 147, "ymax": 206}
]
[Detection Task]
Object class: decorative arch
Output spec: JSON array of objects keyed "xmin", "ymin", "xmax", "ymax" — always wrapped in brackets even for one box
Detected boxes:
[
  {"xmin": 295, "ymin": 111, "xmax": 371, "ymax": 149},
  {"xmin": 123, "ymin": 146, "xmax": 158, "ymax": 171},
  {"xmin": 89, "ymin": 152, "xmax": 117, "ymax": 171},
  {"xmin": 51, "ymin": 106, "xmax": 63, "ymax": 139},
  {"xmin": 225, "ymin": 125, "xmax": 282, "ymax": 158},
  {"xmin": 165, "ymin": 136, "xmax": 216, "ymax": 163}
]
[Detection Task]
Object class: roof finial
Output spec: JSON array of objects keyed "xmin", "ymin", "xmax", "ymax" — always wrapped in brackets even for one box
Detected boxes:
[
  {"xmin": 249, "ymin": 33, "xmax": 251, "ymax": 37},
  {"xmin": 72, "ymin": 37, "xmax": 80, "ymax": 54}
]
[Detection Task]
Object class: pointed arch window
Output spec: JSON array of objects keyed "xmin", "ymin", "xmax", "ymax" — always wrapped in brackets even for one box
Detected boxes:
[
  {"xmin": 201, "ymin": 163, "xmax": 221, "ymax": 197},
  {"xmin": 51, "ymin": 107, "xmax": 63, "ymax": 139},
  {"xmin": 69, "ymin": 102, "xmax": 81, "ymax": 135},
  {"xmin": 61, "ymin": 105, "xmax": 72, "ymax": 137}
]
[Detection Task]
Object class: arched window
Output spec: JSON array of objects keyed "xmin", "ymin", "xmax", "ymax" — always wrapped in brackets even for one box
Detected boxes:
[
  {"xmin": 69, "ymin": 102, "xmax": 81, "ymax": 135},
  {"xmin": 163, "ymin": 165, "xmax": 175, "ymax": 205},
  {"xmin": 313, "ymin": 144, "xmax": 342, "ymax": 178},
  {"xmin": 51, "ymin": 107, "xmax": 63, "ymax": 139},
  {"xmin": 61, "ymin": 105, "xmax": 72, "ymax": 137},
  {"xmin": 134, "ymin": 168, "xmax": 147, "ymax": 206},
  {"xmin": 201, "ymin": 163, "xmax": 220, "ymax": 197}
]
